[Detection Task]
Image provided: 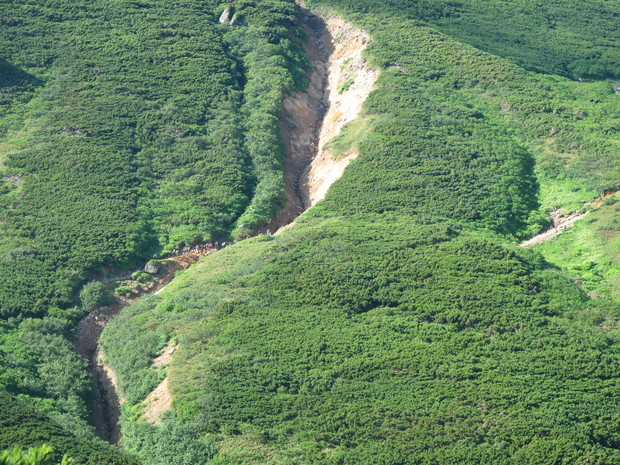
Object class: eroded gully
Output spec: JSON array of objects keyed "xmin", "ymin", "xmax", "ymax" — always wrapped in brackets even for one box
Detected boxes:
[{"xmin": 75, "ymin": 5, "xmax": 378, "ymax": 444}]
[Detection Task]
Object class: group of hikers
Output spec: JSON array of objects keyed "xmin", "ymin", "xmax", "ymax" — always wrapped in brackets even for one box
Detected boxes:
[{"xmin": 165, "ymin": 241, "xmax": 235, "ymax": 258}]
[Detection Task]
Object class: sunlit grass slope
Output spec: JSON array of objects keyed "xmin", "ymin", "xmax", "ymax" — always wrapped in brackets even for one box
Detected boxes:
[{"xmin": 102, "ymin": 1, "xmax": 620, "ymax": 463}]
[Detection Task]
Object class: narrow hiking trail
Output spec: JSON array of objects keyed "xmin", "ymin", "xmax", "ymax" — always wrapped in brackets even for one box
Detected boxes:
[
  {"xmin": 519, "ymin": 210, "xmax": 589, "ymax": 248},
  {"xmin": 519, "ymin": 191, "xmax": 618, "ymax": 248},
  {"xmin": 75, "ymin": 5, "xmax": 377, "ymax": 443}
]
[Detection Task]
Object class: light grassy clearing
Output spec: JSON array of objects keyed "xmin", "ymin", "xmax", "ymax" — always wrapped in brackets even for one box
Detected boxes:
[
  {"xmin": 324, "ymin": 116, "xmax": 374, "ymax": 159},
  {"xmin": 534, "ymin": 193, "xmax": 620, "ymax": 301}
]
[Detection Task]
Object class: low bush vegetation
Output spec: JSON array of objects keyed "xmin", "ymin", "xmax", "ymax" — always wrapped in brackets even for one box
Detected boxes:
[
  {"xmin": 103, "ymin": 217, "xmax": 620, "ymax": 464},
  {"xmin": 3, "ymin": 0, "xmax": 620, "ymax": 462},
  {"xmin": 0, "ymin": 393, "xmax": 138, "ymax": 465},
  {"xmin": 0, "ymin": 0, "xmax": 305, "ymax": 459},
  {"xmin": 102, "ymin": 1, "xmax": 620, "ymax": 462},
  {"xmin": 307, "ymin": 0, "xmax": 620, "ymax": 79}
]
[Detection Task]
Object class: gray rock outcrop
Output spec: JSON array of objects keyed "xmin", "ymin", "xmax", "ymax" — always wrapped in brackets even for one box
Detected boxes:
[
  {"xmin": 219, "ymin": 7, "xmax": 231, "ymax": 24},
  {"xmin": 145, "ymin": 263, "xmax": 159, "ymax": 275}
]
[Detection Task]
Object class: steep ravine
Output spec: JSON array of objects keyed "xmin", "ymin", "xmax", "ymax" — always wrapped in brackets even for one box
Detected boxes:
[
  {"xmin": 75, "ymin": 6, "xmax": 377, "ymax": 444},
  {"xmin": 260, "ymin": 6, "xmax": 378, "ymax": 233},
  {"xmin": 74, "ymin": 301, "xmax": 124, "ymax": 444},
  {"xmin": 74, "ymin": 253, "xmax": 212, "ymax": 443}
]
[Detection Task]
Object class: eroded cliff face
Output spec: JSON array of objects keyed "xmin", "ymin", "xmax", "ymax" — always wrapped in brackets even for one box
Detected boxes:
[
  {"xmin": 301, "ymin": 13, "xmax": 378, "ymax": 207},
  {"xmin": 263, "ymin": 6, "xmax": 378, "ymax": 233}
]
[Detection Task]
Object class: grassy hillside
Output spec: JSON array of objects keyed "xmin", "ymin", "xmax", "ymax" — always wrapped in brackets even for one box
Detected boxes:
[
  {"xmin": 103, "ymin": 217, "xmax": 620, "ymax": 464},
  {"xmin": 310, "ymin": 8, "xmax": 620, "ymax": 222},
  {"xmin": 0, "ymin": 0, "xmax": 305, "ymax": 459},
  {"xmin": 101, "ymin": 1, "xmax": 620, "ymax": 463},
  {"xmin": 533, "ymin": 193, "xmax": 620, "ymax": 303},
  {"xmin": 307, "ymin": 0, "xmax": 620, "ymax": 80},
  {"xmin": 2, "ymin": 0, "xmax": 620, "ymax": 462}
]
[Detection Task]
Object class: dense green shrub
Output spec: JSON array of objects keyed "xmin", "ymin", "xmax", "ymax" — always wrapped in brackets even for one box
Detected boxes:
[
  {"xmin": 121, "ymin": 417, "xmax": 216, "ymax": 465},
  {"xmin": 79, "ymin": 282, "xmax": 113, "ymax": 313},
  {"xmin": 306, "ymin": 0, "xmax": 620, "ymax": 79},
  {"xmin": 0, "ymin": 0, "xmax": 306, "ymax": 460},
  {"xmin": 0, "ymin": 0, "xmax": 307, "ymax": 320},
  {"xmin": 0, "ymin": 393, "xmax": 138, "ymax": 465},
  {"xmin": 307, "ymin": 17, "xmax": 619, "ymax": 230},
  {"xmin": 103, "ymin": 217, "xmax": 620, "ymax": 464},
  {"xmin": 0, "ymin": 444, "xmax": 73, "ymax": 465}
]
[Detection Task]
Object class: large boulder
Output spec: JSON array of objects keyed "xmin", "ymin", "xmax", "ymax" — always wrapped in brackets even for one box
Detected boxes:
[{"xmin": 144, "ymin": 263, "xmax": 159, "ymax": 275}]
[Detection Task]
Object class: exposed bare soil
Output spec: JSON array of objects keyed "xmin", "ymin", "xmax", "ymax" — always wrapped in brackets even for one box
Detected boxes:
[
  {"xmin": 519, "ymin": 210, "xmax": 589, "ymax": 248},
  {"xmin": 143, "ymin": 377, "xmax": 172, "ymax": 425},
  {"xmin": 74, "ymin": 250, "xmax": 216, "ymax": 443},
  {"xmin": 260, "ymin": 6, "xmax": 377, "ymax": 233},
  {"xmin": 519, "ymin": 191, "xmax": 619, "ymax": 248},
  {"xmin": 152, "ymin": 342, "xmax": 177, "ymax": 368},
  {"xmin": 301, "ymin": 13, "xmax": 378, "ymax": 207},
  {"xmin": 143, "ymin": 343, "xmax": 177, "ymax": 425}
]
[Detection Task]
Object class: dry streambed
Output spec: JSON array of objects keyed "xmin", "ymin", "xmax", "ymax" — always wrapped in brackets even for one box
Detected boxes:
[
  {"xmin": 74, "ymin": 252, "xmax": 215, "ymax": 442},
  {"xmin": 75, "ymin": 5, "xmax": 377, "ymax": 443},
  {"xmin": 301, "ymin": 12, "xmax": 378, "ymax": 207}
]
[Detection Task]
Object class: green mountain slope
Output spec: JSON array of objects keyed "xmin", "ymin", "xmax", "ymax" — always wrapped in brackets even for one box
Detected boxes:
[
  {"xmin": 308, "ymin": 0, "xmax": 620, "ymax": 79},
  {"xmin": 0, "ymin": 392, "xmax": 139, "ymax": 465},
  {"xmin": 100, "ymin": 1, "xmax": 620, "ymax": 463},
  {"xmin": 1, "ymin": 0, "xmax": 620, "ymax": 462},
  {"xmin": 0, "ymin": 0, "xmax": 304, "ymax": 460},
  {"xmin": 0, "ymin": 0, "xmax": 306, "ymax": 320},
  {"xmin": 103, "ymin": 217, "xmax": 620, "ymax": 464}
]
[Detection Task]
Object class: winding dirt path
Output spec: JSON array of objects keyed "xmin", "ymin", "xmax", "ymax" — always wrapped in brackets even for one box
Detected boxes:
[
  {"xmin": 519, "ymin": 210, "xmax": 588, "ymax": 248},
  {"xmin": 519, "ymin": 191, "xmax": 618, "ymax": 248}
]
